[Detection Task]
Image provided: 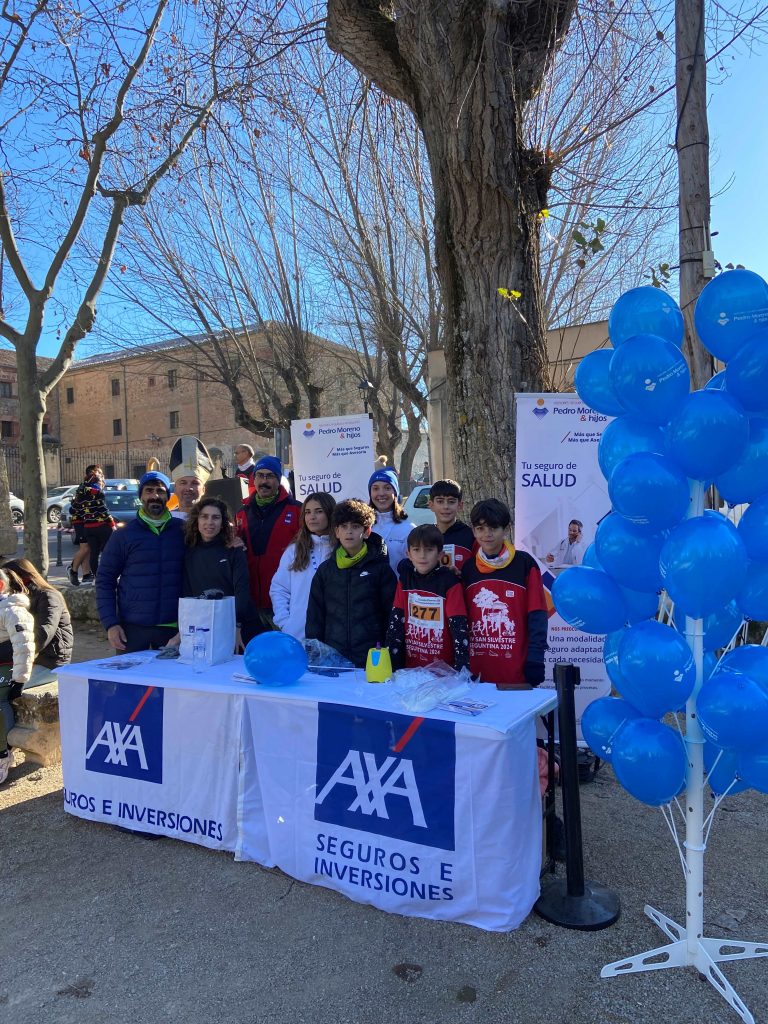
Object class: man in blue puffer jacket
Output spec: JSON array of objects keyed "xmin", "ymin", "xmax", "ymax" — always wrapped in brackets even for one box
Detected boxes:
[{"xmin": 96, "ymin": 471, "xmax": 186, "ymax": 652}]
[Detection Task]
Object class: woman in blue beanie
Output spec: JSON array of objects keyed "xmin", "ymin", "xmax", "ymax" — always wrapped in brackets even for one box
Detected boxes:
[{"xmin": 367, "ymin": 468, "xmax": 413, "ymax": 572}]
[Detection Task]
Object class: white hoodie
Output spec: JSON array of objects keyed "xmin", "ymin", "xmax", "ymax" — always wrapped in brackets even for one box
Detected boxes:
[
  {"xmin": 270, "ymin": 534, "xmax": 333, "ymax": 640},
  {"xmin": 0, "ymin": 592, "xmax": 35, "ymax": 684},
  {"xmin": 373, "ymin": 511, "xmax": 414, "ymax": 572}
]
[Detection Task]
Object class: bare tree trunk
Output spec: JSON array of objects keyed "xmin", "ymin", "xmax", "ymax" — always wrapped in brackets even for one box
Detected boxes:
[
  {"xmin": 0, "ymin": 448, "xmax": 18, "ymax": 558},
  {"xmin": 676, "ymin": 0, "xmax": 714, "ymax": 389},
  {"xmin": 15, "ymin": 344, "xmax": 47, "ymax": 570},
  {"xmin": 398, "ymin": 405, "xmax": 422, "ymax": 487}
]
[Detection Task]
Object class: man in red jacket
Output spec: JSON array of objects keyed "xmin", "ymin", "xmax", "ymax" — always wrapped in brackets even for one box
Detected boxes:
[{"xmin": 235, "ymin": 455, "xmax": 300, "ymax": 628}]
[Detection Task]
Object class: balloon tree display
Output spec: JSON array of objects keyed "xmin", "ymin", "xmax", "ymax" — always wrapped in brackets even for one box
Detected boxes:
[{"xmin": 557, "ymin": 273, "xmax": 768, "ymax": 1024}]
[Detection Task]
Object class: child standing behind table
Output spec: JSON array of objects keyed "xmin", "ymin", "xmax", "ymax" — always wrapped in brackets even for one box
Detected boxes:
[
  {"xmin": 461, "ymin": 499, "xmax": 548, "ymax": 690},
  {"xmin": 367, "ymin": 468, "xmax": 413, "ymax": 572},
  {"xmin": 386, "ymin": 524, "xmax": 470, "ymax": 671},
  {"xmin": 427, "ymin": 478, "xmax": 477, "ymax": 571}
]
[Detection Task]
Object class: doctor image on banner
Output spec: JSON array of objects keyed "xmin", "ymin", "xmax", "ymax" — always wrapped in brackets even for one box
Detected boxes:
[{"xmin": 545, "ymin": 518, "xmax": 586, "ymax": 570}]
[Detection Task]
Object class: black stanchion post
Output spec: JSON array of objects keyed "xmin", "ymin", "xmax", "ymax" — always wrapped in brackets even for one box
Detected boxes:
[
  {"xmin": 535, "ymin": 662, "xmax": 620, "ymax": 930},
  {"xmin": 56, "ymin": 523, "xmax": 63, "ymax": 567}
]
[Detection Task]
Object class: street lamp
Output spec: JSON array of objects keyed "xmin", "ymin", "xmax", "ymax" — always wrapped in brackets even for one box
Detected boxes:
[{"xmin": 357, "ymin": 377, "xmax": 374, "ymax": 415}]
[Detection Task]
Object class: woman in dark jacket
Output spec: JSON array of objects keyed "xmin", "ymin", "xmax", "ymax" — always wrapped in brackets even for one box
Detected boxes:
[{"xmin": 2, "ymin": 558, "xmax": 74, "ymax": 679}]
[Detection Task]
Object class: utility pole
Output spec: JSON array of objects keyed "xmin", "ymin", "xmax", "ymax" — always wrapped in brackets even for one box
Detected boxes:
[{"xmin": 676, "ymin": 0, "xmax": 716, "ymax": 390}]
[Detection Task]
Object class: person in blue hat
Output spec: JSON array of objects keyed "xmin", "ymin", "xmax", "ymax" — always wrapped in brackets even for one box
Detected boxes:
[
  {"xmin": 95, "ymin": 471, "xmax": 186, "ymax": 652},
  {"xmin": 367, "ymin": 467, "xmax": 414, "ymax": 571}
]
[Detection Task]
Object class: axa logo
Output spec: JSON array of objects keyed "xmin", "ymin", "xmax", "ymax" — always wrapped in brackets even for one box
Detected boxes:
[
  {"xmin": 85, "ymin": 680, "xmax": 163, "ymax": 784},
  {"xmin": 315, "ymin": 704, "xmax": 455, "ymax": 851}
]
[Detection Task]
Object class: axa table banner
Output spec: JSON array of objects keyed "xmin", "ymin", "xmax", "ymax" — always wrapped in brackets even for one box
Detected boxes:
[
  {"xmin": 237, "ymin": 678, "xmax": 555, "ymax": 932},
  {"xmin": 57, "ymin": 659, "xmax": 243, "ymax": 850},
  {"xmin": 514, "ymin": 392, "xmax": 613, "ymax": 735},
  {"xmin": 290, "ymin": 414, "xmax": 375, "ymax": 502}
]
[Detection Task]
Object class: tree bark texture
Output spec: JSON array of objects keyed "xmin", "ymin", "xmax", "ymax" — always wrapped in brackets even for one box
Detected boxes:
[
  {"xmin": 676, "ymin": 0, "xmax": 714, "ymax": 390},
  {"xmin": 327, "ymin": 1, "xmax": 576, "ymax": 506},
  {"xmin": 14, "ymin": 342, "xmax": 48, "ymax": 572}
]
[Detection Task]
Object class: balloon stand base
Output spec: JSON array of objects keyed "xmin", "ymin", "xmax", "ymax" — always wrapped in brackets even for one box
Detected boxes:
[
  {"xmin": 601, "ymin": 905, "xmax": 768, "ymax": 1024},
  {"xmin": 535, "ymin": 878, "xmax": 620, "ymax": 931}
]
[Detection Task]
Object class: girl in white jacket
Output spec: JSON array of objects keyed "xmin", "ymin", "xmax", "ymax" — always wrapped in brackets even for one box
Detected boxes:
[
  {"xmin": 368, "ymin": 468, "xmax": 414, "ymax": 572},
  {"xmin": 0, "ymin": 566, "xmax": 36, "ymax": 785},
  {"xmin": 270, "ymin": 492, "xmax": 336, "ymax": 640}
]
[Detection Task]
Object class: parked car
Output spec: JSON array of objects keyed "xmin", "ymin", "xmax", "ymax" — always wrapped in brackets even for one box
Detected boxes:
[
  {"xmin": 45, "ymin": 484, "xmax": 79, "ymax": 524},
  {"xmin": 9, "ymin": 492, "xmax": 24, "ymax": 526},
  {"xmin": 402, "ymin": 484, "xmax": 435, "ymax": 526},
  {"xmin": 61, "ymin": 489, "xmax": 141, "ymax": 529},
  {"xmin": 104, "ymin": 478, "xmax": 139, "ymax": 491}
]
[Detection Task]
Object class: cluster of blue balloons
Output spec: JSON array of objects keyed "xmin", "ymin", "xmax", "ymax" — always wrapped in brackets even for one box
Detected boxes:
[
  {"xmin": 244, "ymin": 631, "xmax": 308, "ymax": 685},
  {"xmin": 554, "ymin": 271, "xmax": 768, "ymax": 805}
]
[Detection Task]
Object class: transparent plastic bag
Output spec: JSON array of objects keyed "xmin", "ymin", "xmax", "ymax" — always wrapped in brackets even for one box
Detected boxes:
[
  {"xmin": 391, "ymin": 660, "xmax": 475, "ymax": 713},
  {"xmin": 302, "ymin": 639, "xmax": 356, "ymax": 676}
]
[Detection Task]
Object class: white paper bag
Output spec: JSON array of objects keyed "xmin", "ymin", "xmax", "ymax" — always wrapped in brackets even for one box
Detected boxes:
[{"xmin": 178, "ymin": 597, "xmax": 237, "ymax": 666}]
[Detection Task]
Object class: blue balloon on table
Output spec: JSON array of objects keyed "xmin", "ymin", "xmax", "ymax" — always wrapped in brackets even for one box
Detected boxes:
[
  {"xmin": 616, "ymin": 620, "xmax": 695, "ymax": 718},
  {"xmin": 666, "ymin": 390, "xmax": 749, "ymax": 481},
  {"xmin": 725, "ymin": 328, "xmax": 768, "ymax": 414},
  {"xmin": 703, "ymin": 600, "xmax": 743, "ymax": 652},
  {"xmin": 611, "ymin": 719, "xmax": 688, "ymax": 806},
  {"xmin": 608, "ymin": 286, "xmax": 685, "ymax": 349},
  {"xmin": 594, "ymin": 513, "xmax": 665, "ymax": 592},
  {"xmin": 603, "ymin": 629, "xmax": 627, "ymax": 688},
  {"xmin": 714, "ymin": 418, "xmax": 768, "ymax": 505},
  {"xmin": 598, "ymin": 415, "xmax": 666, "ymax": 481},
  {"xmin": 243, "ymin": 631, "xmax": 308, "ymax": 685},
  {"xmin": 703, "ymin": 742, "xmax": 747, "ymax": 796},
  {"xmin": 716, "ymin": 644, "xmax": 768, "ymax": 694},
  {"xmin": 609, "ymin": 451, "xmax": 690, "ymax": 530},
  {"xmin": 737, "ymin": 494, "xmax": 768, "ymax": 561},
  {"xmin": 694, "ymin": 269, "xmax": 768, "ymax": 362},
  {"xmin": 609, "ymin": 335, "xmax": 690, "ymax": 425},
  {"xmin": 581, "ymin": 697, "xmax": 641, "ymax": 762},
  {"xmin": 659, "ymin": 513, "xmax": 748, "ymax": 619},
  {"xmin": 574, "ymin": 349, "xmax": 625, "ymax": 416},
  {"xmin": 738, "ymin": 749, "xmax": 768, "ymax": 794},
  {"xmin": 696, "ymin": 667, "xmax": 768, "ymax": 751},
  {"xmin": 736, "ymin": 561, "xmax": 768, "ymax": 622},
  {"xmin": 551, "ymin": 566, "xmax": 629, "ymax": 635}
]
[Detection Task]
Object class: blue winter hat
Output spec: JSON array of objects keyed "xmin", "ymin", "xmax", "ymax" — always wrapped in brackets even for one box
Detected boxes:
[
  {"xmin": 138, "ymin": 470, "xmax": 171, "ymax": 496},
  {"xmin": 254, "ymin": 455, "xmax": 282, "ymax": 479},
  {"xmin": 368, "ymin": 468, "xmax": 400, "ymax": 499}
]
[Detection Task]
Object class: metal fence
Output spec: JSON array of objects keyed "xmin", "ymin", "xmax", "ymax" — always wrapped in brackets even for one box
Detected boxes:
[
  {"xmin": 58, "ymin": 447, "xmax": 162, "ymax": 486},
  {"xmin": 1, "ymin": 444, "xmax": 22, "ymax": 496}
]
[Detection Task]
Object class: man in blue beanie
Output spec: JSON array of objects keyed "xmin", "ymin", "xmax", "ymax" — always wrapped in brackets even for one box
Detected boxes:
[
  {"xmin": 235, "ymin": 455, "xmax": 301, "ymax": 629},
  {"xmin": 96, "ymin": 471, "xmax": 186, "ymax": 652}
]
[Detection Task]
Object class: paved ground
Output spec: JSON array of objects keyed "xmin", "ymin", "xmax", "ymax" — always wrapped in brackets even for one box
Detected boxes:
[{"xmin": 2, "ymin": 620, "xmax": 768, "ymax": 1023}]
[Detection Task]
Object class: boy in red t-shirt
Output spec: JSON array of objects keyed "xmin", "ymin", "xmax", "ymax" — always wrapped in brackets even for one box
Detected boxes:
[
  {"xmin": 461, "ymin": 499, "xmax": 548, "ymax": 690},
  {"xmin": 386, "ymin": 525, "xmax": 470, "ymax": 670}
]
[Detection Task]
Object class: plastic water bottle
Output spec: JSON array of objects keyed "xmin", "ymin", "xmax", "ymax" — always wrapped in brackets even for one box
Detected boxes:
[{"xmin": 192, "ymin": 627, "xmax": 208, "ymax": 673}]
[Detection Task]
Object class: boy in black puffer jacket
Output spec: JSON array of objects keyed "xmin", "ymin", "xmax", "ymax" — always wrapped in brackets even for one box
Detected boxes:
[{"xmin": 305, "ymin": 499, "xmax": 397, "ymax": 668}]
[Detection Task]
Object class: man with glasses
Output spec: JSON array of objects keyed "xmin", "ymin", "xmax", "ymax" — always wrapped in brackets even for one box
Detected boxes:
[
  {"xmin": 235, "ymin": 456, "xmax": 300, "ymax": 623},
  {"xmin": 234, "ymin": 443, "xmax": 257, "ymax": 496}
]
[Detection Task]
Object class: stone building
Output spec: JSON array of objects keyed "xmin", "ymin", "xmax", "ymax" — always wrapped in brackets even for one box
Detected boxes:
[{"xmin": 0, "ymin": 349, "xmax": 61, "ymax": 493}]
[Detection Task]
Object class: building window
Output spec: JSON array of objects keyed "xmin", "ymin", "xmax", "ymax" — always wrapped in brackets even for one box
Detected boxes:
[
  {"xmin": 1, "ymin": 420, "xmax": 13, "ymax": 439},
  {"xmin": 104, "ymin": 464, "xmax": 115, "ymax": 478},
  {"xmin": 66, "ymin": 387, "xmax": 74, "ymax": 404},
  {"xmin": 113, "ymin": 418, "xmax": 122, "ymax": 437},
  {"xmin": 0, "ymin": 381, "xmax": 12, "ymax": 398},
  {"xmin": 132, "ymin": 464, "xmax": 146, "ymax": 479},
  {"xmin": 148, "ymin": 376, "xmax": 155, "ymax": 387},
  {"xmin": 169, "ymin": 410, "xmax": 180, "ymax": 430},
  {"xmin": 167, "ymin": 369, "xmax": 178, "ymax": 390},
  {"xmin": 111, "ymin": 378, "xmax": 120, "ymax": 397}
]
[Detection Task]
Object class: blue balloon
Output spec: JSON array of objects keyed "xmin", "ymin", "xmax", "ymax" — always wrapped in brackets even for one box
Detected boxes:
[
  {"xmin": 725, "ymin": 328, "xmax": 768, "ymax": 413},
  {"xmin": 704, "ymin": 651, "xmax": 718, "ymax": 680},
  {"xmin": 598, "ymin": 415, "xmax": 666, "ymax": 480},
  {"xmin": 703, "ymin": 600, "xmax": 744, "ymax": 651},
  {"xmin": 582, "ymin": 542, "xmax": 603, "ymax": 569},
  {"xmin": 697, "ymin": 667, "xmax": 768, "ymax": 751},
  {"xmin": 243, "ymin": 631, "xmax": 308, "ymax": 685},
  {"xmin": 595, "ymin": 513, "xmax": 665, "ymax": 592},
  {"xmin": 737, "ymin": 494, "xmax": 768, "ymax": 560},
  {"xmin": 609, "ymin": 335, "xmax": 690, "ymax": 425},
  {"xmin": 660, "ymin": 514, "xmax": 748, "ymax": 618},
  {"xmin": 574, "ymin": 349, "xmax": 625, "ymax": 416},
  {"xmin": 616, "ymin": 620, "xmax": 695, "ymax": 717},
  {"xmin": 694, "ymin": 269, "xmax": 768, "ymax": 362},
  {"xmin": 717, "ymin": 645, "xmax": 768, "ymax": 694},
  {"xmin": 714, "ymin": 418, "xmax": 768, "ymax": 505},
  {"xmin": 612, "ymin": 719, "xmax": 688, "ymax": 806},
  {"xmin": 619, "ymin": 585, "xmax": 660, "ymax": 624},
  {"xmin": 738, "ymin": 749, "xmax": 768, "ymax": 794},
  {"xmin": 603, "ymin": 629, "xmax": 627, "ymax": 688},
  {"xmin": 609, "ymin": 452, "xmax": 690, "ymax": 530},
  {"xmin": 608, "ymin": 287, "xmax": 684, "ymax": 349},
  {"xmin": 736, "ymin": 561, "xmax": 768, "ymax": 621},
  {"xmin": 551, "ymin": 566, "xmax": 628, "ymax": 634},
  {"xmin": 581, "ymin": 697, "xmax": 641, "ymax": 762},
  {"xmin": 704, "ymin": 370, "xmax": 727, "ymax": 391},
  {"xmin": 704, "ymin": 742, "xmax": 747, "ymax": 795},
  {"xmin": 666, "ymin": 390, "xmax": 749, "ymax": 481}
]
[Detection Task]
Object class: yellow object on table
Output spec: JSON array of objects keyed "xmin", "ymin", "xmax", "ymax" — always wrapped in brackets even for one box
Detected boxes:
[{"xmin": 365, "ymin": 645, "xmax": 392, "ymax": 683}]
